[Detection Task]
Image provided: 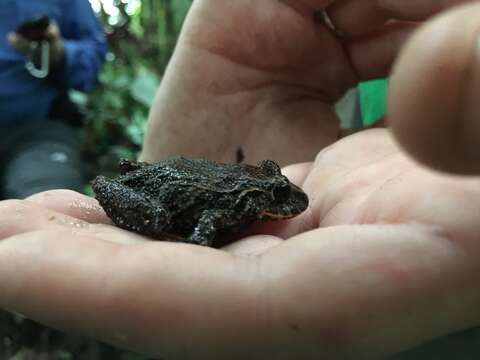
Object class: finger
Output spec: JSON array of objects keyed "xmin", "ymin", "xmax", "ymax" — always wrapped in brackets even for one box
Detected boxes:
[
  {"xmin": 347, "ymin": 21, "xmax": 416, "ymax": 81},
  {"xmin": 0, "ymin": 199, "xmax": 147, "ymax": 245},
  {"xmin": 326, "ymin": 0, "xmax": 475, "ymax": 37},
  {"xmin": 7, "ymin": 32, "xmax": 31, "ymax": 54},
  {"xmin": 389, "ymin": 2, "xmax": 480, "ymax": 174},
  {"xmin": 0, "ymin": 231, "xmax": 270, "ymax": 359},
  {"xmin": 0, "ymin": 199, "xmax": 86, "ymax": 240},
  {"xmin": 26, "ymin": 190, "xmax": 111, "ymax": 224}
]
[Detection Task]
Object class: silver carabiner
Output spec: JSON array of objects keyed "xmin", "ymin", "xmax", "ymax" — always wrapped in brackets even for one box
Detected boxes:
[{"xmin": 25, "ymin": 40, "xmax": 50, "ymax": 79}]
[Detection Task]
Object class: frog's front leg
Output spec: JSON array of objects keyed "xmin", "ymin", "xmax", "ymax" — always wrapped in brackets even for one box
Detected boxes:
[
  {"xmin": 189, "ymin": 209, "xmax": 238, "ymax": 247},
  {"xmin": 92, "ymin": 176, "xmax": 170, "ymax": 238}
]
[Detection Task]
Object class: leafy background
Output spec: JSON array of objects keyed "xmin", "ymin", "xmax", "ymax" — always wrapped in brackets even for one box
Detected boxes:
[
  {"xmin": 78, "ymin": 0, "xmax": 192, "ymax": 179},
  {"xmin": 0, "ymin": 1, "xmax": 192, "ymax": 359}
]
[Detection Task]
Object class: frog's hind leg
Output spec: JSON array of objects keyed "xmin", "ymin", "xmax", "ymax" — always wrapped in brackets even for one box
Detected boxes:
[{"xmin": 92, "ymin": 176, "xmax": 169, "ymax": 238}]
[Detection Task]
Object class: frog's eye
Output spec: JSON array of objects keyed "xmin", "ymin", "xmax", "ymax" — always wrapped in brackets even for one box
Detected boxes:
[{"xmin": 273, "ymin": 182, "xmax": 291, "ymax": 203}]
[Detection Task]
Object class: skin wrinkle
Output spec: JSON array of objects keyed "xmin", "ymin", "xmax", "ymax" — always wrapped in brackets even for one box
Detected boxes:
[
  {"xmin": 161, "ymin": 53, "xmax": 266, "ymax": 163},
  {"xmin": 183, "ymin": 3, "xmax": 315, "ymax": 72},
  {"xmin": 416, "ymin": 188, "xmax": 479, "ymax": 250},
  {"xmin": 185, "ymin": 36, "xmax": 337, "ymax": 104},
  {"xmin": 311, "ymin": 139, "xmax": 480, "ymax": 232},
  {"xmin": 183, "ymin": 46, "xmax": 273, "ymax": 93},
  {"xmin": 354, "ymin": 167, "xmax": 411, "ymax": 225},
  {"xmin": 184, "ymin": 3, "xmax": 354, "ymax": 98},
  {"xmin": 314, "ymin": 150, "xmax": 401, "ymax": 226}
]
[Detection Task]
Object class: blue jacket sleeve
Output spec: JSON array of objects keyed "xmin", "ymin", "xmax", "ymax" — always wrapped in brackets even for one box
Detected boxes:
[{"xmin": 56, "ymin": 0, "xmax": 107, "ymax": 92}]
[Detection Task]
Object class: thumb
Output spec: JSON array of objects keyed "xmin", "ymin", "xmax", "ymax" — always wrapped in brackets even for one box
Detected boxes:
[{"xmin": 388, "ymin": 2, "xmax": 480, "ymax": 175}]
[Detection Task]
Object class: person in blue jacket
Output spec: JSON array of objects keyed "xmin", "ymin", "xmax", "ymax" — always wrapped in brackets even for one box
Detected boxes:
[{"xmin": 0, "ymin": 0, "xmax": 106, "ymax": 199}]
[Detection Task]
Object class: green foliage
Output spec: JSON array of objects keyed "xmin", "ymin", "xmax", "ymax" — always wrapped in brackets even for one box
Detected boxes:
[{"xmin": 73, "ymin": 0, "xmax": 192, "ymax": 177}]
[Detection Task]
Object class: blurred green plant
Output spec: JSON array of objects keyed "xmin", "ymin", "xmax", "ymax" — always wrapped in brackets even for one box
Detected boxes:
[{"xmin": 73, "ymin": 0, "xmax": 192, "ymax": 178}]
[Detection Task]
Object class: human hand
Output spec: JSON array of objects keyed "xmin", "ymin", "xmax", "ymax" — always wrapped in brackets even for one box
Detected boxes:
[
  {"xmin": 2, "ymin": 128, "xmax": 480, "ymax": 359},
  {"xmin": 7, "ymin": 21, "xmax": 65, "ymax": 68},
  {"xmin": 141, "ymin": 0, "xmax": 473, "ymax": 166}
]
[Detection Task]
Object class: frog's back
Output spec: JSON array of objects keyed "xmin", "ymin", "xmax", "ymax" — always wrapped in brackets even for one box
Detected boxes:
[
  {"xmin": 117, "ymin": 157, "xmax": 269, "ymax": 206},
  {"xmin": 155, "ymin": 157, "xmax": 263, "ymax": 189},
  {"xmin": 117, "ymin": 157, "xmax": 210, "ymax": 188}
]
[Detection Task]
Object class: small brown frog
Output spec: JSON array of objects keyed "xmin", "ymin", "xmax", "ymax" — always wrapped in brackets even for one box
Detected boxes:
[{"xmin": 92, "ymin": 157, "xmax": 309, "ymax": 247}]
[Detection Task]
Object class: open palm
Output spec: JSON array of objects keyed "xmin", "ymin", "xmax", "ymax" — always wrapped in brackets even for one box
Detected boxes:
[{"xmin": 1, "ymin": 129, "xmax": 480, "ymax": 359}]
